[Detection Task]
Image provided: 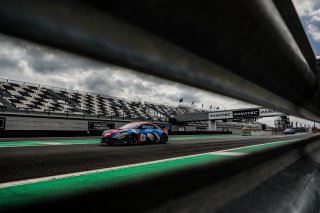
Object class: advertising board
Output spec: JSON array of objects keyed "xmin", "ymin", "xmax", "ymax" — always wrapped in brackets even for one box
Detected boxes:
[
  {"xmin": 233, "ymin": 109, "xmax": 259, "ymax": 118},
  {"xmin": 209, "ymin": 111, "xmax": 233, "ymax": 120}
]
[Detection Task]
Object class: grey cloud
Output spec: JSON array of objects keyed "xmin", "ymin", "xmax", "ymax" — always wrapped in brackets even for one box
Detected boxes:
[
  {"xmin": 29, "ymin": 58, "xmax": 71, "ymax": 73},
  {"xmin": 179, "ymin": 89, "xmax": 201, "ymax": 103},
  {"xmin": 129, "ymin": 81, "xmax": 149, "ymax": 92},
  {"xmin": 293, "ymin": 0, "xmax": 320, "ymax": 17},
  {"xmin": 0, "ymin": 34, "xmax": 28, "ymax": 50},
  {"xmin": 0, "ymin": 57, "xmax": 18, "ymax": 70},
  {"xmin": 161, "ymin": 95, "xmax": 180, "ymax": 104},
  {"xmin": 292, "ymin": 0, "xmax": 320, "ymax": 53},
  {"xmin": 82, "ymin": 74, "xmax": 127, "ymax": 96},
  {"xmin": 0, "ymin": 34, "xmax": 107, "ymax": 74},
  {"xmin": 26, "ymin": 48, "xmax": 107, "ymax": 74}
]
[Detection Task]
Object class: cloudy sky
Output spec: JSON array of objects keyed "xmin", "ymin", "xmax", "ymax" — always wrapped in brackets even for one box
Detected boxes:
[
  {"xmin": 293, "ymin": 0, "xmax": 320, "ymax": 56},
  {"xmin": 0, "ymin": 1, "xmax": 319, "ymax": 127},
  {"xmin": 0, "ymin": 34, "xmax": 254, "ymax": 109}
]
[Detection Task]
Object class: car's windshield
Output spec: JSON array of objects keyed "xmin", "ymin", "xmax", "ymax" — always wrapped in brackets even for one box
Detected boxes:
[{"xmin": 119, "ymin": 123, "xmax": 141, "ymax": 129}]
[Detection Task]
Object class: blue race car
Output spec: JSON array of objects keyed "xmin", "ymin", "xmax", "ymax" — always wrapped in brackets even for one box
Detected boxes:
[
  {"xmin": 101, "ymin": 122, "xmax": 169, "ymax": 145},
  {"xmin": 283, "ymin": 128, "xmax": 295, "ymax": 134}
]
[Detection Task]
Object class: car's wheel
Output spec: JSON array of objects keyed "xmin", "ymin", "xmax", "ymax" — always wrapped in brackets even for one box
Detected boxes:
[
  {"xmin": 127, "ymin": 134, "xmax": 138, "ymax": 145},
  {"xmin": 107, "ymin": 141, "xmax": 114, "ymax": 146},
  {"xmin": 159, "ymin": 134, "xmax": 168, "ymax": 144}
]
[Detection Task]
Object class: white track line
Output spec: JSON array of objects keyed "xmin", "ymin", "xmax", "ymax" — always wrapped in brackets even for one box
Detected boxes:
[
  {"xmin": 221, "ymin": 138, "xmax": 300, "ymax": 152},
  {"xmin": 213, "ymin": 151, "xmax": 247, "ymax": 156},
  {"xmin": 0, "ymin": 138, "xmax": 300, "ymax": 189},
  {"xmin": 0, "ymin": 151, "xmax": 226, "ymax": 189}
]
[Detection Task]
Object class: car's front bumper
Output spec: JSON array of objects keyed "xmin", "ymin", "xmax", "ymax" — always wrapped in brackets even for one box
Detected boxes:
[{"xmin": 101, "ymin": 137, "xmax": 128, "ymax": 144}]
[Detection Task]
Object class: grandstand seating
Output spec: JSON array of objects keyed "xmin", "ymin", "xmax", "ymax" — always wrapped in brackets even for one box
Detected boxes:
[
  {"xmin": 0, "ymin": 79, "xmax": 262, "ymax": 128},
  {"xmin": 0, "ymin": 79, "xmax": 207, "ymax": 122}
]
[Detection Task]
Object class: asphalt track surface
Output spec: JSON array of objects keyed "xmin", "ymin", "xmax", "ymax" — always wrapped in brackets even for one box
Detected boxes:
[{"xmin": 0, "ymin": 133, "xmax": 314, "ymax": 184}]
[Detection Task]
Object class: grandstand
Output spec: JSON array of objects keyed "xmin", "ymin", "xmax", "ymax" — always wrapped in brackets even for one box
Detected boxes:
[
  {"xmin": 0, "ymin": 78, "xmax": 207, "ymax": 122},
  {"xmin": 0, "ymin": 78, "xmax": 265, "ymax": 135},
  {"xmin": 0, "ymin": 78, "xmax": 264, "ymax": 132}
]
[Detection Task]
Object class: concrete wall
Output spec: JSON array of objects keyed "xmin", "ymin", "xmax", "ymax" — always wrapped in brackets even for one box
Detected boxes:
[
  {"xmin": 172, "ymin": 126, "xmax": 243, "ymax": 134},
  {"xmin": 251, "ymin": 130, "xmax": 272, "ymax": 136},
  {"xmin": 171, "ymin": 125, "xmax": 204, "ymax": 132},
  {"xmin": 5, "ymin": 116, "xmax": 88, "ymax": 131},
  {"xmin": 217, "ymin": 127, "xmax": 242, "ymax": 134},
  {"xmin": 185, "ymin": 126, "xmax": 197, "ymax": 131},
  {"xmin": 1, "ymin": 114, "xmax": 132, "ymax": 131},
  {"xmin": 114, "ymin": 121, "xmax": 128, "ymax": 129},
  {"xmin": 218, "ymin": 127, "xmax": 272, "ymax": 136},
  {"xmin": 0, "ymin": 113, "xmax": 228, "ymax": 134},
  {"xmin": 208, "ymin": 120, "xmax": 217, "ymax": 131},
  {"xmin": 0, "ymin": 113, "xmax": 172, "ymax": 131}
]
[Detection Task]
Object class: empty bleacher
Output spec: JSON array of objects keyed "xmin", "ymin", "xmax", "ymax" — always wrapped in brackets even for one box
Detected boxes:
[{"xmin": 0, "ymin": 78, "xmax": 205, "ymax": 122}]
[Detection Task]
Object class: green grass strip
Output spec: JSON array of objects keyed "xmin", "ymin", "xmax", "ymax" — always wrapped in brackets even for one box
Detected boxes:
[
  {"xmin": 170, "ymin": 134, "xmax": 240, "ymax": 140},
  {"xmin": 0, "ymin": 141, "xmax": 55, "ymax": 147}
]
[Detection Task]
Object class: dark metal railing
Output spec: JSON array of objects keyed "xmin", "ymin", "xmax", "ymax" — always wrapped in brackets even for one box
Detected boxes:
[{"xmin": 0, "ymin": 0, "xmax": 318, "ymax": 121}]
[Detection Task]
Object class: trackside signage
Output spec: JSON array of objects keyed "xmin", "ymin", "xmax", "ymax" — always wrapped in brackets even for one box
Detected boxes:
[
  {"xmin": 233, "ymin": 109, "xmax": 259, "ymax": 118},
  {"xmin": 259, "ymin": 108, "xmax": 283, "ymax": 117},
  {"xmin": 208, "ymin": 111, "xmax": 233, "ymax": 120},
  {"xmin": 208, "ymin": 108, "xmax": 283, "ymax": 120}
]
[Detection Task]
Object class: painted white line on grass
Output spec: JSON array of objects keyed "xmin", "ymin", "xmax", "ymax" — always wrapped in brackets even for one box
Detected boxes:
[
  {"xmin": 221, "ymin": 138, "xmax": 301, "ymax": 152},
  {"xmin": 213, "ymin": 151, "xmax": 247, "ymax": 156},
  {"xmin": 42, "ymin": 142, "xmax": 63, "ymax": 145},
  {"xmin": 0, "ymin": 151, "xmax": 221, "ymax": 189},
  {"xmin": 0, "ymin": 138, "xmax": 301, "ymax": 189}
]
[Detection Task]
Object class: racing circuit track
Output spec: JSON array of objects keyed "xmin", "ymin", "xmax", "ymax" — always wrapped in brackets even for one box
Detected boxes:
[
  {"xmin": 1, "ymin": 132, "xmax": 319, "ymax": 212},
  {"xmin": 0, "ymin": 133, "xmax": 315, "ymax": 183}
]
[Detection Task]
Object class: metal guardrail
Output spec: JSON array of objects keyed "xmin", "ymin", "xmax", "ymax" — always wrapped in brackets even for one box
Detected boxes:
[{"xmin": 0, "ymin": 0, "xmax": 319, "ymax": 121}]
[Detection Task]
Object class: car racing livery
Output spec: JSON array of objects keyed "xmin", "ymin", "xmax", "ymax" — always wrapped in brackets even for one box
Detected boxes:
[{"xmin": 101, "ymin": 122, "xmax": 168, "ymax": 145}]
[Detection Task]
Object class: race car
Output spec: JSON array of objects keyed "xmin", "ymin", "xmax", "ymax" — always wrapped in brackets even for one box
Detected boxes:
[
  {"xmin": 283, "ymin": 128, "xmax": 295, "ymax": 134},
  {"xmin": 101, "ymin": 122, "xmax": 169, "ymax": 145}
]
